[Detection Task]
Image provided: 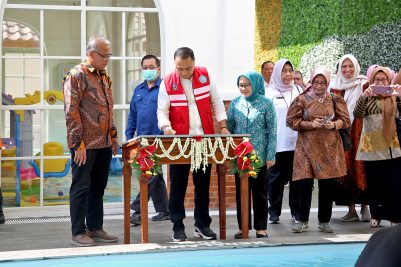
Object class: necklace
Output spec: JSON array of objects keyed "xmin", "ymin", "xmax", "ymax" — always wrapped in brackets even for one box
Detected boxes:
[{"xmin": 312, "ymin": 92, "xmax": 325, "ymax": 103}]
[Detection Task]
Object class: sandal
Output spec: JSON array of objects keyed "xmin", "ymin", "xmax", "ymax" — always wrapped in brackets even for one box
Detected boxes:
[
  {"xmin": 370, "ymin": 219, "xmax": 381, "ymax": 228},
  {"xmin": 256, "ymin": 231, "xmax": 269, "ymax": 238},
  {"xmin": 234, "ymin": 232, "xmax": 242, "ymax": 239}
]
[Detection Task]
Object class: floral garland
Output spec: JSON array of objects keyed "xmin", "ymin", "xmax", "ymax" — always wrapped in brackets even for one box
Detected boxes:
[
  {"xmin": 130, "ymin": 136, "xmax": 262, "ymax": 178},
  {"xmin": 130, "ymin": 145, "xmax": 162, "ymax": 179},
  {"xmin": 231, "ymin": 140, "xmax": 264, "ymax": 178}
]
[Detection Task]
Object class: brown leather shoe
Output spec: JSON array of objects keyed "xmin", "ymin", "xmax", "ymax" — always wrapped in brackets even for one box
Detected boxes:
[
  {"xmin": 87, "ymin": 229, "xmax": 118, "ymax": 243},
  {"xmin": 71, "ymin": 234, "xmax": 95, "ymax": 247}
]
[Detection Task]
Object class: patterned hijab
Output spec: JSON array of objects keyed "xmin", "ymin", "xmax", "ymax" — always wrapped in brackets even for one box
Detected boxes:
[
  {"xmin": 268, "ymin": 59, "xmax": 294, "ymax": 92},
  {"xmin": 237, "ymin": 71, "xmax": 265, "ymax": 102},
  {"xmin": 369, "ymin": 66, "xmax": 396, "ymax": 145}
]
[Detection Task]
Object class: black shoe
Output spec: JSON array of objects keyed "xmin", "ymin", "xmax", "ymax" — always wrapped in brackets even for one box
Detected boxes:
[
  {"xmin": 172, "ymin": 229, "xmax": 188, "ymax": 242},
  {"xmin": 194, "ymin": 226, "xmax": 217, "ymax": 240},
  {"xmin": 152, "ymin": 212, "xmax": 170, "ymax": 221},
  {"xmin": 130, "ymin": 212, "xmax": 141, "ymax": 226},
  {"xmin": 268, "ymin": 216, "xmax": 279, "ymax": 224},
  {"xmin": 256, "ymin": 232, "xmax": 269, "ymax": 238},
  {"xmin": 0, "ymin": 213, "xmax": 5, "ymax": 225},
  {"xmin": 234, "ymin": 232, "xmax": 242, "ymax": 239}
]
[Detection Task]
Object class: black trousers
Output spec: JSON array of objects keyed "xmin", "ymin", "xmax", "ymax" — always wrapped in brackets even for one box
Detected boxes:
[
  {"xmin": 169, "ymin": 164, "xmax": 212, "ymax": 231},
  {"xmin": 267, "ymin": 151, "xmax": 300, "ymax": 220},
  {"xmin": 0, "ymin": 187, "xmax": 3, "ymax": 209},
  {"xmin": 69, "ymin": 147, "xmax": 112, "ymax": 236},
  {"xmin": 130, "ymin": 173, "xmax": 169, "ymax": 213},
  {"xmin": 295, "ymin": 178, "xmax": 335, "ymax": 223},
  {"xmin": 365, "ymin": 157, "xmax": 401, "ymax": 223},
  {"xmin": 235, "ymin": 166, "xmax": 268, "ymax": 230}
]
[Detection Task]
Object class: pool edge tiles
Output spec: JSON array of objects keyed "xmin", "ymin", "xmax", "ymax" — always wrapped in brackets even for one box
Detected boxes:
[
  {"xmin": 0, "ymin": 239, "xmax": 368, "ymax": 264},
  {"xmin": 0, "ymin": 243, "xmax": 161, "ymax": 263}
]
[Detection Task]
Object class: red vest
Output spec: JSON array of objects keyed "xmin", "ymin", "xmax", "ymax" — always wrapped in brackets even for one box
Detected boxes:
[{"xmin": 164, "ymin": 66, "xmax": 215, "ymax": 134}]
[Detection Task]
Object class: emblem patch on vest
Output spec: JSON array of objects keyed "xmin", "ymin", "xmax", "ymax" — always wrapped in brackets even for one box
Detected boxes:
[
  {"xmin": 172, "ymin": 83, "xmax": 178, "ymax": 90},
  {"xmin": 199, "ymin": 75, "xmax": 207, "ymax": 84}
]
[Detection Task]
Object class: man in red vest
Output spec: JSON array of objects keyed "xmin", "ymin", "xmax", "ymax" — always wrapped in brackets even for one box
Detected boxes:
[{"xmin": 158, "ymin": 47, "xmax": 230, "ymax": 241}]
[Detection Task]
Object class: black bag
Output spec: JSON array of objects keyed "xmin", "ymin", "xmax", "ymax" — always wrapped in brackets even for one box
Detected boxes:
[
  {"xmin": 396, "ymin": 116, "xmax": 401, "ymax": 145},
  {"xmin": 331, "ymin": 93, "xmax": 352, "ymax": 151}
]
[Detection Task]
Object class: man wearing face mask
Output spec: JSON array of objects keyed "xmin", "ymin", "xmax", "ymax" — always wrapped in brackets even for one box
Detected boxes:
[{"xmin": 126, "ymin": 55, "xmax": 170, "ymax": 226}]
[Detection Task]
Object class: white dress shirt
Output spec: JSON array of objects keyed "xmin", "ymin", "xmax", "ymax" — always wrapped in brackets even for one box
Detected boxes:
[
  {"xmin": 157, "ymin": 73, "xmax": 227, "ymax": 134},
  {"xmin": 265, "ymin": 85, "xmax": 301, "ymax": 152}
]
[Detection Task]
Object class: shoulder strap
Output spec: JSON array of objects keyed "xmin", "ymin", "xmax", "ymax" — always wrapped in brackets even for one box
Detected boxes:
[{"xmin": 295, "ymin": 85, "xmax": 301, "ymax": 94}]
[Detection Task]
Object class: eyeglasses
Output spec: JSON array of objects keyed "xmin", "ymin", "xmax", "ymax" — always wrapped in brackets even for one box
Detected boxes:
[
  {"xmin": 374, "ymin": 78, "xmax": 388, "ymax": 84},
  {"xmin": 312, "ymin": 81, "xmax": 327, "ymax": 88},
  {"xmin": 142, "ymin": 66, "xmax": 158, "ymax": 70},
  {"xmin": 94, "ymin": 51, "xmax": 112, "ymax": 59},
  {"xmin": 238, "ymin": 83, "xmax": 251, "ymax": 89}
]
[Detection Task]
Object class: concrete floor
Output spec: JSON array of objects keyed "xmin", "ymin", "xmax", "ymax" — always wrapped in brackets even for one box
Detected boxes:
[{"xmin": 0, "ymin": 186, "xmax": 385, "ymax": 263}]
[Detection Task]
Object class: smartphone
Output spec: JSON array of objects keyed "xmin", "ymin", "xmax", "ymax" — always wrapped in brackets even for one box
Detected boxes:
[
  {"xmin": 320, "ymin": 114, "xmax": 334, "ymax": 124},
  {"xmin": 371, "ymin": 85, "xmax": 393, "ymax": 95}
]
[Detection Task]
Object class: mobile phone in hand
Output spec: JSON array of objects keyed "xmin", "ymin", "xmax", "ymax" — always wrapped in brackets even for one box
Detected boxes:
[
  {"xmin": 320, "ymin": 114, "xmax": 334, "ymax": 124},
  {"xmin": 371, "ymin": 85, "xmax": 393, "ymax": 95}
]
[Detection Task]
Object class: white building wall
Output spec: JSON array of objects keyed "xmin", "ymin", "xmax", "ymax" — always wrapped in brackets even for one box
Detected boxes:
[{"xmin": 157, "ymin": 0, "xmax": 255, "ymax": 100}]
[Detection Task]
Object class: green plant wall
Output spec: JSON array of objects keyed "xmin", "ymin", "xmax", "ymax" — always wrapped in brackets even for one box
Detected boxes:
[{"xmin": 255, "ymin": 0, "xmax": 401, "ymax": 77}]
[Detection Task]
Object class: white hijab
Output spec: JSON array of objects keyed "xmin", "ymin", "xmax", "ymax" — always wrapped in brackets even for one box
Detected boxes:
[
  {"xmin": 331, "ymin": 54, "xmax": 367, "ymax": 123},
  {"xmin": 268, "ymin": 59, "xmax": 294, "ymax": 92}
]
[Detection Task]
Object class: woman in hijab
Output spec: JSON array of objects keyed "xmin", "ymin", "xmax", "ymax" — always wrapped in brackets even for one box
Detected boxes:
[
  {"xmin": 265, "ymin": 59, "xmax": 302, "ymax": 224},
  {"xmin": 330, "ymin": 54, "xmax": 371, "ymax": 222},
  {"xmin": 287, "ymin": 66, "xmax": 351, "ymax": 233},
  {"xmin": 227, "ymin": 71, "xmax": 277, "ymax": 238},
  {"xmin": 354, "ymin": 66, "xmax": 401, "ymax": 228}
]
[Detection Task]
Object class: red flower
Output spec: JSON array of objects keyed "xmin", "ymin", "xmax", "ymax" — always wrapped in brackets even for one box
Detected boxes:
[
  {"xmin": 234, "ymin": 142, "xmax": 254, "ymax": 157},
  {"xmin": 139, "ymin": 145, "xmax": 157, "ymax": 158},
  {"xmin": 237, "ymin": 157, "xmax": 251, "ymax": 171},
  {"xmin": 136, "ymin": 157, "xmax": 154, "ymax": 171},
  {"xmin": 193, "ymin": 136, "xmax": 203, "ymax": 142}
]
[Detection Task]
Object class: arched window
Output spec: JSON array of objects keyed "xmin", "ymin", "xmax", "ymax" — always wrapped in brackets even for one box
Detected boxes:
[{"xmin": 0, "ymin": 0, "xmax": 161, "ymax": 207}]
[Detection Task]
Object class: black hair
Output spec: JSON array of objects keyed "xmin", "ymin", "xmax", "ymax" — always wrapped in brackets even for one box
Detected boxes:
[
  {"xmin": 141, "ymin": 55, "xmax": 160, "ymax": 67},
  {"xmin": 261, "ymin": 60, "xmax": 274, "ymax": 71},
  {"xmin": 174, "ymin": 47, "xmax": 195, "ymax": 60}
]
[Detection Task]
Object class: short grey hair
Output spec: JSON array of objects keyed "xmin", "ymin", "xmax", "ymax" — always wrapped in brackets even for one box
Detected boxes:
[{"xmin": 86, "ymin": 36, "xmax": 110, "ymax": 53}]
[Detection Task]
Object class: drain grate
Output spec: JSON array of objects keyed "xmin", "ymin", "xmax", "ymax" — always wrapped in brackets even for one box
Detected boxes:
[{"xmin": 4, "ymin": 214, "xmax": 124, "ymax": 225}]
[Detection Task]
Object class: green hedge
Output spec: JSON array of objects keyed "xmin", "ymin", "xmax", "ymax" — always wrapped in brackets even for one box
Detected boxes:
[
  {"xmin": 280, "ymin": 0, "xmax": 401, "ymax": 47},
  {"xmin": 278, "ymin": 0, "xmax": 401, "ymax": 68}
]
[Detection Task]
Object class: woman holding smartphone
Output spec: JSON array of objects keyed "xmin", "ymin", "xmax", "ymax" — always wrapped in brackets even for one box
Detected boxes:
[
  {"xmin": 330, "ymin": 54, "xmax": 371, "ymax": 223},
  {"xmin": 354, "ymin": 66, "xmax": 401, "ymax": 228},
  {"xmin": 287, "ymin": 66, "xmax": 351, "ymax": 233}
]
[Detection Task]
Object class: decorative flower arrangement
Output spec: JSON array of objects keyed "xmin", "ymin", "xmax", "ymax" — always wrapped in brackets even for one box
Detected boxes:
[
  {"xmin": 130, "ymin": 137, "xmax": 263, "ymax": 178},
  {"xmin": 231, "ymin": 140, "xmax": 264, "ymax": 178},
  {"xmin": 130, "ymin": 145, "xmax": 162, "ymax": 179}
]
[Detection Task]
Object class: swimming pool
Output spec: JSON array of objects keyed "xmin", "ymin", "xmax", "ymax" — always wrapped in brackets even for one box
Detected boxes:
[{"xmin": 2, "ymin": 243, "xmax": 365, "ymax": 267}]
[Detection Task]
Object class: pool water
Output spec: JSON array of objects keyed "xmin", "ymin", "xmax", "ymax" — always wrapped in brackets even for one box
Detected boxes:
[{"xmin": 3, "ymin": 243, "xmax": 365, "ymax": 267}]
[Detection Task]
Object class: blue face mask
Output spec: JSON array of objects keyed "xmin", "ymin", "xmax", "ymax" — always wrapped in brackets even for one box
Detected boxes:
[{"xmin": 142, "ymin": 69, "xmax": 158, "ymax": 81}]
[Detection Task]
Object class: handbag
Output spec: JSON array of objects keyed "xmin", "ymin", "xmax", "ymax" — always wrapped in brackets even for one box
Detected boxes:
[
  {"xmin": 331, "ymin": 93, "xmax": 352, "ymax": 151},
  {"xmin": 396, "ymin": 116, "xmax": 401, "ymax": 145}
]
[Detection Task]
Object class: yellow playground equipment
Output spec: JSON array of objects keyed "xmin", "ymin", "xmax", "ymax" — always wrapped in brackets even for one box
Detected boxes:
[
  {"xmin": 31, "ymin": 142, "xmax": 70, "ymax": 177},
  {"xmin": 14, "ymin": 90, "xmax": 64, "ymax": 121}
]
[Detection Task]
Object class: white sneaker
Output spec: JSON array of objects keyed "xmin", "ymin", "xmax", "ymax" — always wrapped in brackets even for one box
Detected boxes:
[{"xmin": 292, "ymin": 222, "xmax": 308, "ymax": 233}]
